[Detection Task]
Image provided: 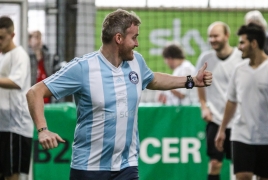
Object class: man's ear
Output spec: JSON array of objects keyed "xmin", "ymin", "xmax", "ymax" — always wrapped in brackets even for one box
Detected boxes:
[
  {"xmin": 225, "ymin": 32, "xmax": 230, "ymax": 39},
  {"xmin": 11, "ymin": 32, "xmax": 15, "ymax": 39},
  {"xmin": 10, "ymin": 32, "xmax": 15, "ymax": 38},
  {"xmin": 251, "ymin": 39, "xmax": 258, "ymax": 49},
  {"xmin": 115, "ymin": 33, "xmax": 122, "ymax": 44}
]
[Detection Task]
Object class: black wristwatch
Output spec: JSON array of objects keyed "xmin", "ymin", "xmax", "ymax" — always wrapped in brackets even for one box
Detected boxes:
[{"xmin": 185, "ymin": 75, "xmax": 195, "ymax": 89}]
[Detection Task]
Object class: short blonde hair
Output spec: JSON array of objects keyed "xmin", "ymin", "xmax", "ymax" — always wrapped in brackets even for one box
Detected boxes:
[
  {"xmin": 30, "ymin": 30, "xmax": 42, "ymax": 38},
  {"xmin": 207, "ymin": 21, "xmax": 231, "ymax": 35}
]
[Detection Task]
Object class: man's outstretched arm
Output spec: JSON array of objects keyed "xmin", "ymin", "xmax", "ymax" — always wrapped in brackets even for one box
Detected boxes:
[{"xmin": 147, "ymin": 62, "xmax": 212, "ymax": 90}]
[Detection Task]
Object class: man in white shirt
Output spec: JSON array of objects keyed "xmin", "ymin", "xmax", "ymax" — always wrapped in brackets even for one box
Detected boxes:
[
  {"xmin": 196, "ymin": 21, "xmax": 243, "ymax": 180},
  {"xmin": 0, "ymin": 16, "xmax": 33, "ymax": 180},
  {"xmin": 157, "ymin": 43, "xmax": 198, "ymax": 106},
  {"xmin": 216, "ymin": 23, "xmax": 268, "ymax": 180}
]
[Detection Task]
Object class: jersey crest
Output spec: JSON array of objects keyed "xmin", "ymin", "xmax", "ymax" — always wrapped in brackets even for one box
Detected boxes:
[{"xmin": 129, "ymin": 71, "xmax": 139, "ymax": 84}]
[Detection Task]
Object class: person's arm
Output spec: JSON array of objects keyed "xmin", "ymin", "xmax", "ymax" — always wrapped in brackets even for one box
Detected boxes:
[
  {"xmin": 197, "ymin": 87, "xmax": 212, "ymax": 122},
  {"xmin": 146, "ymin": 73, "xmax": 187, "ymax": 90},
  {"xmin": 215, "ymin": 100, "xmax": 237, "ymax": 151},
  {"xmin": 26, "ymin": 81, "xmax": 65, "ymax": 149},
  {"xmin": 170, "ymin": 89, "xmax": 185, "ymax": 99},
  {"xmin": 156, "ymin": 91, "xmax": 167, "ymax": 104},
  {"xmin": 0, "ymin": 77, "xmax": 20, "ymax": 89},
  {"xmin": 197, "ymin": 87, "xmax": 206, "ymax": 109},
  {"xmin": 147, "ymin": 62, "xmax": 212, "ymax": 90}
]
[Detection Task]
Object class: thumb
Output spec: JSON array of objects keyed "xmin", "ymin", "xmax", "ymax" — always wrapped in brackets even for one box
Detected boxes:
[
  {"xmin": 200, "ymin": 62, "xmax": 207, "ymax": 71},
  {"xmin": 56, "ymin": 135, "xmax": 66, "ymax": 143}
]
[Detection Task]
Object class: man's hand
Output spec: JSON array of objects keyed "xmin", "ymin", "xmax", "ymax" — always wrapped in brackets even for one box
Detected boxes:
[
  {"xmin": 194, "ymin": 62, "xmax": 212, "ymax": 87},
  {"xmin": 157, "ymin": 92, "xmax": 167, "ymax": 104},
  {"xmin": 201, "ymin": 107, "xmax": 213, "ymax": 122},
  {"xmin": 215, "ymin": 130, "xmax": 226, "ymax": 152},
  {"xmin": 38, "ymin": 130, "xmax": 65, "ymax": 149}
]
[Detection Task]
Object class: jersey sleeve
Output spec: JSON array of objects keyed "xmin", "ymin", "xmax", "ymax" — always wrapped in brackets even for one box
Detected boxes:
[
  {"xmin": 8, "ymin": 50, "xmax": 30, "ymax": 89},
  {"xmin": 135, "ymin": 53, "xmax": 154, "ymax": 90},
  {"xmin": 227, "ymin": 67, "xmax": 237, "ymax": 102},
  {"xmin": 43, "ymin": 58, "xmax": 83, "ymax": 100}
]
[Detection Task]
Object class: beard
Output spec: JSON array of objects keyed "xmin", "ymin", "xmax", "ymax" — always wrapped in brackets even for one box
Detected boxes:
[
  {"xmin": 241, "ymin": 53, "xmax": 248, "ymax": 59},
  {"xmin": 211, "ymin": 41, "xmax": 225, "ymax": 52},
  {"xmin": 0, "ymin": 44, "xmax": 7, "ymax": 52},
  {"xmin": 119, "ymin": 45, "xmax": 134, "ymax": 61},
  {"xmin": 241, "ymin": 46, "xmax": 253, "ymax": 59}
]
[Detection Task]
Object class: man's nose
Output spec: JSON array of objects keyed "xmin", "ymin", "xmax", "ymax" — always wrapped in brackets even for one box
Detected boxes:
[
  {"xmin": 209, "ymin": 37, "xmax": 215, "ymax": 42},
  {"xmin": 135, "ymin": 41, "xmax": 139, "ymax": 47}
]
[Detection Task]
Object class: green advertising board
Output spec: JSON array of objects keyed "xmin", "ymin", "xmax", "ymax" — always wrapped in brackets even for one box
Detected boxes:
[
  {"xmin": 33, "ymin": 103, "xmax": 77, "ymax": 180},
  {"xmin": 95, "ymin": 8, "xmax": 268, "ymax": 73},
  {"xmin": 138, "ymin": 105, "xmax": 231, "ymax": 180},
  {"xmin": 33, "ymin": 103, "xmax": 232, "ymax": 180}
]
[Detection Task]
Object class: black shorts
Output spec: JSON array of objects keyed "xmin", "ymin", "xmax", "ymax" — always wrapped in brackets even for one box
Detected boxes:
[
  {"xmin": 0, "ymin": 132, "xmax": 32, "ymax": 176},
  {"xmin": 206, "ymin": 122, "xmax": 231, "ymax": 161},
  {"xmin": 232, "ymin": 141, "xmax": 268, "ymax": 178},
  {"xmin": 70, "ymin": 166, "xmax": 139, "ymax": 180}
]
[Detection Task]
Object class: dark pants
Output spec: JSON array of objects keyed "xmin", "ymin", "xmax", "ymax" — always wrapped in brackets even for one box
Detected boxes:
[
  {"xmin": 232, "ymin": 141, "xmax": 268, "ymax": 178},
  {"xmin": 206, "ymin": 122, "xmax": 231, "ymax": 161},
  {"xmin": 0, "ymin": 132, "xmax": 32, "ymax": 176},
  {"xmin": 70, "ymin": 166, "xmax": 139, "ymax": 180}
]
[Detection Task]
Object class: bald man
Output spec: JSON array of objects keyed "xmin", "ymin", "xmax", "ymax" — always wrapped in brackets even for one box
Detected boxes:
[{"xmin": 195, "ymin": 22, "xmax": 243, "ymax": 180}]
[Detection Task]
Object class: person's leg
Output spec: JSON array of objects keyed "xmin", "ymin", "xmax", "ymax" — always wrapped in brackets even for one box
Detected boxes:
[
  {"xmin": 206, "ymin": 122, "xmax": 223, "ymax": 180},
  {"xmin": 207, "ymin": 160, "xmax": 222, "ymax": 180},
  {"xmin": 236, "ymin": 172, "xmax": 253, "ymax": 180},
  {"xmin": 0, "ymin": 132, "xmax": 13, "ymax": 179},
  {"xmin": 1, "ymin": 133, "xmax": 32, "ymax": 180},
  {"xmin": 19, "ymin": 135, "xmax": 32, "ymax": 175},
  {"xmin": 0, "ymin": 174, "xmax": 4, "ymax": 180},
  {"xmin": 224, "ymin": 129, "xmax": 235, "ymax": 179},
  {"xmin": 69, "ymin": 167, "xmax": 139, "ymax": 180},
  {"xmin": 5, "ymin": 174, "xmax": 19, "ymax": 180},
  {"xmin": 232, "ymin": 141, "xmax": 255, "ymax": 180},
  {"xmin": 112, "ymin": 166, "xmax": 139, "ymax": 180},
  {"xmin": 223, "ymin": 128, "xmax": 232, "ymax": 161},
  {"xmin": 0, "ymin": 133, "xmax": 6, "ymax": 178},
  {"xmin": 254, "ymin": 144, "xmax": 268, "ymax": 180}
]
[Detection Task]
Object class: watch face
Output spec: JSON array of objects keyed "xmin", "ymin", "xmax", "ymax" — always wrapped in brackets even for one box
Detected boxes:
[{"xmin": 188, "ymin": 82, "xmax": 194, "ymax": 88}]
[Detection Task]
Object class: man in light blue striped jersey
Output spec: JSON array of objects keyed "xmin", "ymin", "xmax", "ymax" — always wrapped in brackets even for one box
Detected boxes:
[{"xmin": 26, "ymin": 9, "xmax": 212, "ymax": 180}]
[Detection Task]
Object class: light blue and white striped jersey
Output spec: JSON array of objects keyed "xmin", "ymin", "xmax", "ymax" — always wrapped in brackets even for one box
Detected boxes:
[{"xmin": 44, "ymin": 50, "xmax": 154, "ymax": 171}]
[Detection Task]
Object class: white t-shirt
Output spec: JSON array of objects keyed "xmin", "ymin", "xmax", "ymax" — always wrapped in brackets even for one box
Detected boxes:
[
  {"xmin": 195, "ymin": 47, "xmax": 243, "ymax": 128},
  {"xmin": 227, "ymin": 59, "xmax": 268, "ymax": 144},
  {"xmin": 0, "ymin": 46, "xmax": 33, "ymax": 138},
  {"xmin": 164, "ymin": 60, "xmax": 198, "ymax": 106}
]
